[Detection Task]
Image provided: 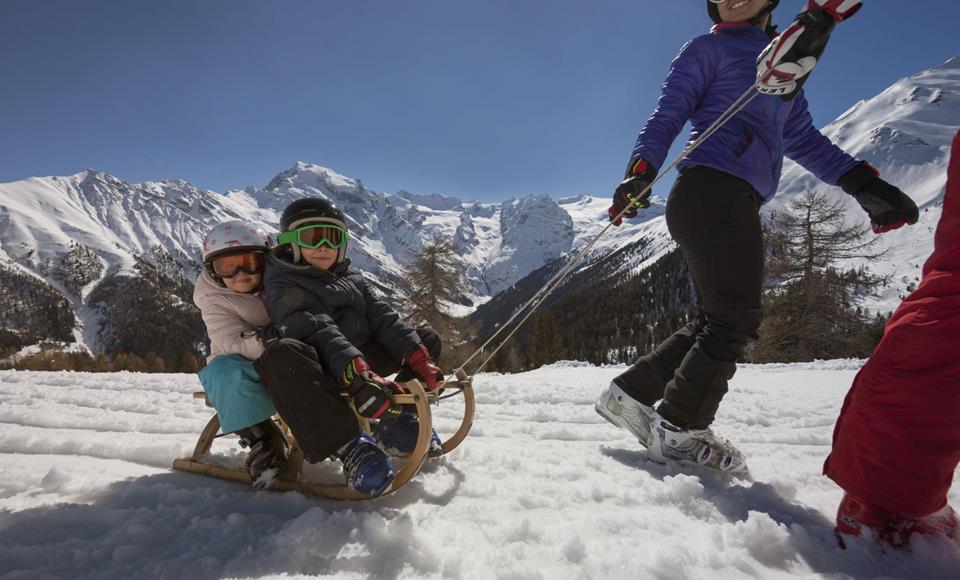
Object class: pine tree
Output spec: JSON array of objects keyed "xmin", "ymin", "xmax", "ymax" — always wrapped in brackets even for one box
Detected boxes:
[
  {"xmin": 529, "ymin": 309, "xmax": 565, "ymax": 368},
  {"xmin": 751, "ymin": 190, "xmax": 889, "ymax": 362},
  {"xmin": 489, "ymin": 343, "xmax": 524, "ymax": 373},
  {"xmin": 175, "ymin": 350, "xmax": 203, "ymax": 373},
  {"xmin": 400, "ymin": 234, "xmax": 476, "ymax": 365},
  {"xmin": 145, "ymin": 352, "xmax": 167, "ymax": 373}
]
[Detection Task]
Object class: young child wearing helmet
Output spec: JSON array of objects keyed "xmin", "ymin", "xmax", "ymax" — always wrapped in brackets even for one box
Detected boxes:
[
  {"xmin": 193, "ymin": 220, "xmax": 287, "ymax": 488},
  {"xmin": 258, "ymin": 197, "xmax": 445, "ymax": 497}
]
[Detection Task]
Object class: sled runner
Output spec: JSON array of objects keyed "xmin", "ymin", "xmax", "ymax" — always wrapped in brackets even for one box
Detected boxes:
[{"xmin": 172, "ymin": 370, "xmax": 475, "ymax": 500}]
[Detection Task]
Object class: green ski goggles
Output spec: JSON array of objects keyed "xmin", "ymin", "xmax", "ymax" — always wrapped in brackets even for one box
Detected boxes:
[{"xmin": 277, "ymin": 223, "xmax": 349, "ymax": 249}]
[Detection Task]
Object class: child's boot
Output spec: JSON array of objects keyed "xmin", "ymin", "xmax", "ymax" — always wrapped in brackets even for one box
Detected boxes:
[
  {"xmin": 836, "ymin": 493, "xmax": 959, "ymax": 549},
  {"xmin": 236, "ymin": 419, "xmax": 288, "ymax": 489},
  {"xmin": 339, "ymin": 433, "xmax": 396, "ymax": 497},
  {"xmin": 373, "ymin": 411, "xmax": 443, "ymax": 457}
]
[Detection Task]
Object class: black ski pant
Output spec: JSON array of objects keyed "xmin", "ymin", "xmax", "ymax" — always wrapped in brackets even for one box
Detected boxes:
[
  {"xmin": 254, "ymin": 339, "xmax": 360, "ymax": 462},
  {"xmin": 253, "ymin": 328, "xmax": 442, "ymax": 462},
  {"xmin": 614, "ymin": 166, "xmax": 764, "ymax": 430}
]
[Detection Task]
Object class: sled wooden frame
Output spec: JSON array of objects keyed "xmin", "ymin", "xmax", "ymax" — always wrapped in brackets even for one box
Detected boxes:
[{"xmin": 172, "ymin": 370, "xmax": 475, "ymax": 500}]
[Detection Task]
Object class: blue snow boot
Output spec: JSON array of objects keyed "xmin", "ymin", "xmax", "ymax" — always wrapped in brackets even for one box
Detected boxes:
[
  {"xmin": 338, "ymin": 433, "xmax": 396, "ymax": 497},
  {"xmin": 373, "ymin": 411, "xmax": 443, "ymax": 458}
]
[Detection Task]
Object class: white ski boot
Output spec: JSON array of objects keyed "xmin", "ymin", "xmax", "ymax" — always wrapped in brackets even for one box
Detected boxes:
[
  {"xmin": 648, "ymin": 412, "xmax": 748, "ymax": 476},
  {"xmin": 595, "ymin": 382, "xmax": 657, "ymax": 447}
]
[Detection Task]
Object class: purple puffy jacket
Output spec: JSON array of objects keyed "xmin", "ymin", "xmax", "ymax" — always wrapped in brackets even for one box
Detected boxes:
[{"xmin": 632, "ymin": 22, "xmax": 858, "ymax": 202}]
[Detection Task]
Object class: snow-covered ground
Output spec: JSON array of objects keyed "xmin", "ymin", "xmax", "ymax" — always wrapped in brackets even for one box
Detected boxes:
[{"xmin": 0, "ymin": 362, "xmax": 957, "ymax": 579}]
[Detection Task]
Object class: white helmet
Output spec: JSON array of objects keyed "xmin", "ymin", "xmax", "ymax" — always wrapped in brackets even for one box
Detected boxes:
[{"xmin": 202, "ymin": 220, "xmax": 270, "ymax": 264}]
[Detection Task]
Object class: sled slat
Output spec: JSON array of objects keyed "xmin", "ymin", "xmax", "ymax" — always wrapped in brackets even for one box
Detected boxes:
[
  {"xmin": 440, "ymin": 370, "xmax": 475, "ymax": 455},
  {"xmin": 388, "ymin": 379, "xmax": 432, "ymax": 492},
  {"xmin": 192, "ymin": 414, "xmax": 221, "ymax": 461},
  {"xmin": 171, "ymin": 458, "xmax": 372, "ymax": 500}
]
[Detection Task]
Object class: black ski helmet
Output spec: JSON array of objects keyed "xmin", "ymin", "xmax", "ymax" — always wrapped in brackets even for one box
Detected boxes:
[
  {"xmin": 707, "ymin": 0, "xmax": 779, "ymax": 25},
  {"xmin": 279, "ymin": 197, "xmax": 350, "ymax": 265}
]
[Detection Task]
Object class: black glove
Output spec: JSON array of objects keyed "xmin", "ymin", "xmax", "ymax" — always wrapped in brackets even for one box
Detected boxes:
[
  {"xmin": 839, "ymin": 161, "xmax": 919, "ymax": 234},
  {"xmin": 342, "ymin": 357, "xmax": 403, "ymax": 419},
  {"xmin": 609, "ymin": 158, "xmax": 658, "ymax": 226}
]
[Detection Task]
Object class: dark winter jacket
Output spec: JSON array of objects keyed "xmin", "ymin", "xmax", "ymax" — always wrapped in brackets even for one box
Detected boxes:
[
  {"xmin": 262, "ymin": 249, "xmax": 422, "ymax": 380},
  {"xmin": 633, "ymin": 22, "xmax": 859, "ymax": 201}
]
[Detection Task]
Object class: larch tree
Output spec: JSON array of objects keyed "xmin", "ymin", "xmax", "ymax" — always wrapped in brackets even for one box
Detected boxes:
[
  {"xmin": 751, "ymin": 190, "xmax": 889, "ymax": 362},
  {"xmin": 400, "ymin": 234, "xmax": 476, "ymax": 367}
]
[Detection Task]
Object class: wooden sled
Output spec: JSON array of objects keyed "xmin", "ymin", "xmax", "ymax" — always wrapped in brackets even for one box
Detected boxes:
[{"xmin": 172, "ymin": 370, "xmax": 475, "ymax": 500}]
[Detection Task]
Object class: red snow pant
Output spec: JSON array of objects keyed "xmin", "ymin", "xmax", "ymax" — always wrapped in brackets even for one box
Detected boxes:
[{"xmin": 824, "ymin": 129, "xmax": 960, "ymax": 518}]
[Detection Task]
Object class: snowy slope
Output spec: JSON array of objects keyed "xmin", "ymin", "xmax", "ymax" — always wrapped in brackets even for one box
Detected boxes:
[
  {"xmin": 0, "ymin": 170, "xmax": 244, "ymax": 276},
  {"xmin": 0, "ymin": 363, "xmax": 957, "ymax": 579},
  {"xmin": 771, "ymin": 56, "xmax": 960, "ymax": 312}
]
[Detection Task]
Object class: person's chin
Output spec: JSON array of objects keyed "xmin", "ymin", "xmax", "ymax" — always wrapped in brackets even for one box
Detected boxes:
[{"xmin": 308, "ymin": 259, "xmax": 333, "ymax": 270}]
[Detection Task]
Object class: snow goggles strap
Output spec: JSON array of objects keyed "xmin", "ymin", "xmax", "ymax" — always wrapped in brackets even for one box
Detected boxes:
[
  {"xmin": 278, "ymin": 224, "xmax": 348, "ymax": 249},
  {"xmin": 210, "ymin": 251, "xmax": 266, "ymax": 278}
]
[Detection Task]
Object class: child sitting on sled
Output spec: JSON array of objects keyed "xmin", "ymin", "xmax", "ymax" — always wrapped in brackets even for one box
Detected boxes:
[
  {"xmin": 193, "ymin": 220, "xmax": 288, "ymax": 487},
  {"xmin": 259, "ymin": 197, "xmax": 444, "ymax": 497}
]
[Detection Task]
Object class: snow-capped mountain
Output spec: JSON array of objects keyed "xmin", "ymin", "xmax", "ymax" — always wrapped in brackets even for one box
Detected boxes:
[
  {"xmin": 0, "ymin": 162, "xmax": 579, "ymax": 304},
  {"xmin": 1, "ymin": 56, "xmax": 957, "ymax": 358},
  {"xmin": 0, "ymin": 163, "xmax": 587, "ymax": 355},
  {"xmin": 773, "ymin": 55, "xmax": 960, "ymax": 312}
]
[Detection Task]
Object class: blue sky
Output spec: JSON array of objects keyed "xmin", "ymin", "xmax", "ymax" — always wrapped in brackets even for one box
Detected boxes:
[{"xmin": 1, "ymin": 0, "xmax": 957, "ymax": 202}]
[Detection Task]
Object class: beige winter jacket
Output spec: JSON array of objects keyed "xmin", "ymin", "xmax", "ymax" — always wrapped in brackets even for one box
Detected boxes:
[{"xmin": 193, "ymin": 270, "xmax": 271, "ymax": 362}]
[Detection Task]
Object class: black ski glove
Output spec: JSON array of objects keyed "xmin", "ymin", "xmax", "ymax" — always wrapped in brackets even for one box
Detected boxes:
[
  {"xmin": 609, "ymin": 158, "xmax": 658, "ymax": 226},
  {"xmin": 342, "ymin": 357, "xmax": 403, "ymax": 420},
  {"xmin": 839, "ymin": 161, "xmax": 919, "ymax": 234}
]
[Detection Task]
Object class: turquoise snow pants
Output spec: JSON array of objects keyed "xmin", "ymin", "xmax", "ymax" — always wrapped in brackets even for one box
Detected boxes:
[{"xmin": 198, "ymin": 354, "xmax": 277, "ymax": 434}]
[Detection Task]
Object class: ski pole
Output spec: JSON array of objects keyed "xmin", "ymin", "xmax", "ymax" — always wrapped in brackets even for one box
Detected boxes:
[{"xmin": 443, "ymin": 80, "xmax": 763, "ymax": 384}]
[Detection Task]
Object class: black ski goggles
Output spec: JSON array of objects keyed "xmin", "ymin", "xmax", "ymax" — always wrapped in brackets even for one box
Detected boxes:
[
  {"xmin": 209, "ymin": 251, "xmax": 266, "ymax": 278},
  {"xmin": 277, "ymin": 223, "xmax": 348, "ymax": 250}
]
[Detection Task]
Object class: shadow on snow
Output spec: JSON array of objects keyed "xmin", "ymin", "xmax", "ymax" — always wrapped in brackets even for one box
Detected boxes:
[{"xmin": 0, "ymin": 460, "xmax": 465, "ymax": 580}]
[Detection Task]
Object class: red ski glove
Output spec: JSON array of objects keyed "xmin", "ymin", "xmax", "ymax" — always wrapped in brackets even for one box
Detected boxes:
[
  {"xmin": 609, "ymin": 158, "xmax": 658, "ymax": 226},
  {"xmin": 756, "ymin": 0, "xmax": 862, "ymax": 100},
  {"xmin": 405, "ymin": 345, "xmax": 441, "ymax": 392},
  {"xmin": 342, "ymin": 357, "xmax": 404, "ymax": 419}
]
